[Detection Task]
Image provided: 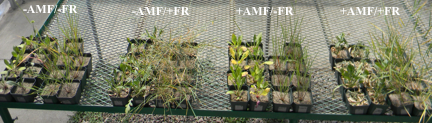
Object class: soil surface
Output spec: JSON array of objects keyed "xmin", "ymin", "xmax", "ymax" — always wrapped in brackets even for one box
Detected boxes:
[
  {"xmin": 331, "ymin": 49, "xmax": 349, "ymax": 59},
  {"xmin": 41, "ymin": 84, "xmax": 61, "ymax": 96},
  {"xmin": 250, "ymin": 88, "xmax": 269, "ymax": 103},
  {"xmin": 345, "ymin": 91, "xmax": 369, "ymax": 106},
  {"xmin": 56, "ymin": 55, "xmax": 73, "ymax": 66},
  {"xmin": 7, "ymin": 70, "xmax": 22, "ymax": 78},
  {"xmin": 13, "ymin": 82, "xmax": 34, "ymax": 94},
  {"xmin": 49, "ymin": 70, "xmax": 67, "ymax": 79},
  {"xmin": 22, "ymin": 66, "xmax": 42, "ymax": 78},
  {"xmin": 291, "ymin": 75, "xmax": 310, "ymax": 88},
  {"xmin": 109, "ymin": 88, "xmax": 129, "ymax": 98},
  {"xmin": 367, "ymin": 90, "xmax": 386, "ymax": 105},
  {"xmin": 0, "ymin": 84, "xmax": 13, "ymax": 94},
  {"xmin": 68, "ymin": 71, "xmax": 85, "ymax": 80},
  {"xmin": 412, "ymin": 96, "xmax": 432, "ymax": 110},
  {"xmin": 58, "ymin": 83, "xmax": 80, "ymax": 98},
  {"xmin": 74, "ymin": 56, "xmax": 91, "ymax": 67},
  {"xmin": 293, "ymin": 91, "xmax": 312, "ymax": 104},
  {"xmin": 31, "ymin": 54, "xmax": 47, "ymax": 64},
  {"xmin": 230, "ymin": 90, "xmax": 248, "ymax": 102},
  {"xmin": 389, "ymin": 92, "xmax": 413, "ymax": 107},
  {"xmin": 287, "ymin": 61, "xmax": 306, "ymax": 72},
  {"xmin": 405, "ymin": 82, "xmax": 424, "ymax": 91},
  {"xmin": 247, "ymin": 60, "xmax": 264, "ymax": 70},
  {"xmin": 271, "ymin": 74, "xmax": 290, "ymax": 87},
  {"xmin": 269, "ymin": 58, "xmax": 287, "ymax": 71},
  {"xmin": 273, "ymin": 91, "xmax": 291, "ymax": 104}
]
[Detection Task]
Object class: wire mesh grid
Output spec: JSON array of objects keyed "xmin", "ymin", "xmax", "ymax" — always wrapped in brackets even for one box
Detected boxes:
[{"xmin": 40, "ymin": 0, "xmax": 427, "ymax": 115}]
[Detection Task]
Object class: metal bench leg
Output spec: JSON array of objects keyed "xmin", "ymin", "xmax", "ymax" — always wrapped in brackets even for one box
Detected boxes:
[{"xmin": 0, "ymin": 108, "xmax": 14, "ymax": 123}]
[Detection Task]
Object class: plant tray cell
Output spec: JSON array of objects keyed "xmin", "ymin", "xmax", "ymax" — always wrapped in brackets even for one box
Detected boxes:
[
  {"xmin": 0, "ymin": 93, "xmax": 14, "ymax": 102},
  {"xmin": 10, "ymin": 80, "xmax": 38, "ymax": 103},
  {"xmin": 329, "ymin": 45, "xmax": 351, "ymax": 70}
]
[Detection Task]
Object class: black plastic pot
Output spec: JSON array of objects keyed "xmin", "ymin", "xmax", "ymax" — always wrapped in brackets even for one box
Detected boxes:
[
  {"xmin": 155, "ymin": 99, "xmax": 169, "ymax": 108},
  {"xmin": 174, "ymin": 96, "xmax": 193, "ymax": 109},
  {"xmin": 110, "ymin": 88, "xmax": 132, "ymax": 106},
  {"xmin": 292, "ymin": 89, "xmax": 313, "ymax": 113},
  {"xmin": 272, "ymin": 91, "xmax": 293, "ymax": 112},
  {"xmin": 411, "ymin": 104, "xmax": 430, "ymax": 116},
  {"xmin": 343, "ymin": 88, "xmax": 369, "ymax": 115},
  {"xmin": 269, "ymin": 70, "xmax": 291, "ymax": 91},
  {"xmin": 0, "ymin": 82, "xmax": 15, "ymax": 102},
  {"xmin": 226, "ymin": 71, "xmax": 248, "ymax": 90},
  {"xmin": 329, "ymin": 45, "xmax": 351, "ymax": 70},
  {"xmin": 284, "ymin": 43, "xmax": 303, "ymax": 60},
  {"xmin": 40, "ymin": 83, "xmax": 61, "ymax": 104},
  {"xmin": 0, "ymin": 92, "xmax": 14, "ymax": 102},
  {"xmin": 387, "ymin": 93, "xmax": 414, "ymax": 116},
  {"xmin": 57, "ymin": 81, "xmax": 82, "ymax": 104},
  {"xmin": 57, "ymin": 68, "xmax": 88, "ymax": 104},
  {"xmin": 10, "ymin": 79, "xmax": 38, "ymax": 103},
  {"xmin": 229, "ymin": 90, "xmax": 250, "ymax": 111},
  {"xmin": 132, "ymin": 95, "xmax": 151, "ymax": 107},
  {"xmin": 250, "ymin": 92, "xmax": 270, "ymax": 112},
  {"xmin": 78, "ymin": 53, "xmax": 92, "ymax": 78},
  {"xmin": 365, "ymin": 90, "xmax": 389, "ymax": 115}
]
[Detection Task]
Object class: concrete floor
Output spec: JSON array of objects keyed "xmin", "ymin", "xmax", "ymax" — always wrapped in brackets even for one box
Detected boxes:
[{"xmin": 0, "ymin": 0, "xmax": 75, "ymax": 123}]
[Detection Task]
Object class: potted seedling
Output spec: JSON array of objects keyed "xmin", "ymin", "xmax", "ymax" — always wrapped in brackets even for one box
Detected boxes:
[
  {"xmin": 335, "ymin": 63, "xmax": 363, "ymax": 91},
  {"xmin": 130, "ymin": 67, "xmax": 153, "ymax": 107},
  {"xmin": 57, "ymin": 52, "xmax": 88, "ymax": 104},
  {"xmin": 344, "ymin": 89, "xmax": 370, "ymax": 114},
  {"xmin": 246, "ymin": 33, "xmax": 264, "ymax": 63},
  {"xmin": 226, "ymin": 50, "xmax": 250, "ymax": 111},
  {"xmin": 271, "ymin": 71, "xmax": 292, "ymax": 112},
  {"xmin": 22, "ymin": 63, "xmax": 44, "ymax": 84},
  {"xmin": 108, "ymin": 69, "xmax": 131, "ymax": 106},
  {"xmin": 247, "ymin": 61, "xmax": 272, "ymax": 86},
  {"xmin": 9, "ymin": 78, "xmax": 39, "ymax": 103},
  {"xmin": 349, "ymin": 42, "xmax": 369, "ymax": 61},
  {"xmin": 291, "ymin": 50, "xmax": 313, "ymax": 91},
  {"xmin": 329, "ymin": 33, "xmax": 350, "ymax": 70},
  {"xmin": 411, "ymin": 92, "xmax": 432, "ymax": 116},
  {"xmin": 227, "ymin": 45, "xmax": 249, "ymax": 90},
  {"xmin": 2, "ymin": 59, "xmax": 26, "ymax": 81},
  {"xmin": 20, "ymin": 36, "xmax": 39, "ymax": 53},
  {"xmin": 249, "ymin": 77, "xmax": 271, "ymax": 111},
  {"xmin": 0, "ymin": 77, "xmax": 15, "ymax": 102},
  {"xmin": 364, "ymin": 69, "xmax": 389, "ymax": 115},
  {"xmin": 228, "ymin": 34, "xmax": 248, "ymax": 70},
  {"xmin": 59, "ymin": 13, "xmax": 83, "ymax": 53},
  {"xmin": 291, "ymin": 71, "xmax": 313, "ymax": 113}
]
